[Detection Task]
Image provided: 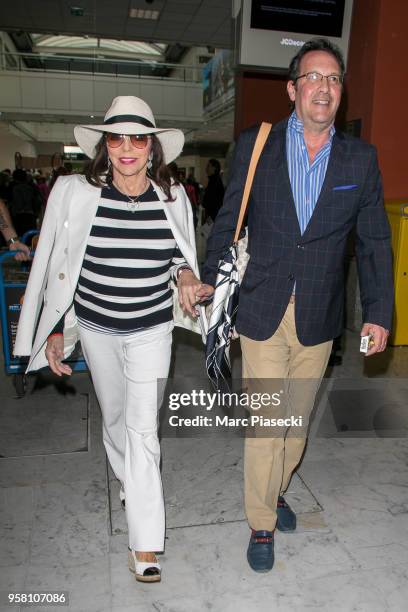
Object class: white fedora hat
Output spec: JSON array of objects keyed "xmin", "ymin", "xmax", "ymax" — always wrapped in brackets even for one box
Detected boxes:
[{"xmin": 74, "ymin": 96, "xmax": 184, "ymax": 163}]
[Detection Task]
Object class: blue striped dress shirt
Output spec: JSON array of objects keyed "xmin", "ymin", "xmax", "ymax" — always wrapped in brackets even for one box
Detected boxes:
[{"xmin": 286, "ymin": 111, "xmax": 335, "ymax": 235}]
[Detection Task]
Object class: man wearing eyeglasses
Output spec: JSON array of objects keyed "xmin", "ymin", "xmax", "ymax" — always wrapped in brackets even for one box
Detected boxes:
[{"xmin": 202, "ymin": 38, "xmax": 393, "ymax": 572}]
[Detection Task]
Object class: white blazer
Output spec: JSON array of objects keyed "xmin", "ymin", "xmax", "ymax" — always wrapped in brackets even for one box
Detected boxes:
[{"xmin": 14, "ymin": 174, "xmax": 207, "ymax": 372}]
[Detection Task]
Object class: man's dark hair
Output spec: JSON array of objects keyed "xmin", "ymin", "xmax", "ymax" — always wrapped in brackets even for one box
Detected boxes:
[
  {"xmin": 208, "ymin": 158, "xmax": 221, "ymax": 174},
  {"xmin": 12, "ymin": 169, "xmax": 27, "ymax": 183},
  {"xmin": 288, "ymin": 38, "xmax": 345, "ymax": 83}
]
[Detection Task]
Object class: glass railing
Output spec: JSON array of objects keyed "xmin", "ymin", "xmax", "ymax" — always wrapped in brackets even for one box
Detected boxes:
[{"xmin": 0, "ymin": 51, "xmax": 203, "ymax": 82}]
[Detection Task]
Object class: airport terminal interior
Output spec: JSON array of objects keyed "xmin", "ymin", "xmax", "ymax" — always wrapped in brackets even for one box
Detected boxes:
[{"xmin": 1, "ymin": 1, "xmax": 408, "ymax": 611}]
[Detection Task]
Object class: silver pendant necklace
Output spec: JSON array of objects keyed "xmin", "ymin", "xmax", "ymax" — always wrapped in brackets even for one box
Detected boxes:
[
  {"xmin": 127, "ymin": 197, "xmax": 140, "ymax": 213},
  {"xmin": 113, "ymin": 179, "xmax": 150, "ymax": 213}
]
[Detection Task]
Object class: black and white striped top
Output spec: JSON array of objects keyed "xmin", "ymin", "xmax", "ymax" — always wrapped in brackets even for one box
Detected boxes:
[{"xmin": 74, "ymin": 182, "xmax": 187, "ymax": 334}]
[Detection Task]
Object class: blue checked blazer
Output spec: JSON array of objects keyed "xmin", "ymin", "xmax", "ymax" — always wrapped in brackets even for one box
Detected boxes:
[{"xmin": 202, "ymin": 119, "xmax": 394, "ymax": 344}]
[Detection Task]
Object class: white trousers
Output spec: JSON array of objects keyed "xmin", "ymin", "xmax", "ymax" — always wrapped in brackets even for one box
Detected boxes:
[{"xmin": 79, "ymin": 321, "xmax": 173, "ymax": 551}]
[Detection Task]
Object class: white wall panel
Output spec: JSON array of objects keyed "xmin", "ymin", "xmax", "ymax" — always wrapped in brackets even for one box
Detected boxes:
[
  {"xmin": 185, "ymin": 86, "xmax": 203, "ymax": 118},
  {"xmin": 93, "ymin": 80, "xmax": 118, "ymax": 113},
  {"xmin": 117, "ymin": 80, "xmax": 141, "ymax": 98},
  {"xmin": 0, "ymin": 71, "xmax": 204, "ymax": 125},
  {"xmin": 138, "ymin": 83, "xmax": 164, "ymax": 116},
  {"xmin": 69, "ymin": 78, "xmax": 93, "ymax": 112},
  {"xmin": 21, "ymin": 76, "xmax": 46, "ymax": 109},
  {"xmin": 45, "ymin": 78, "xmax": 70, "ymax": 110},
  {"xmin": 0, "ymin": 74, "xmax": 20, "ymax": 107},
  {"xmin": 0, "ymin": 123, "xmax": 36, "ymax": 169},
  {"xmin": 162, "ymin": 85, "xmax": 185, "ymax": 117}
]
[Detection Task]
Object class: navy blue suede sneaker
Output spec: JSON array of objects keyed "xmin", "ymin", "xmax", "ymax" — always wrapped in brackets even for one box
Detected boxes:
[
  {"xmin": 276, "ymin": 496, "xmax": 296, "ymax": 532},
  {"xmin": 247, "ymin": 530, "xmax": 275, "ymax": 572}
]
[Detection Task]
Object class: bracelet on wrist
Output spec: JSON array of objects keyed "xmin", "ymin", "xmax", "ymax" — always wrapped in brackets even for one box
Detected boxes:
[
  {"xmin": 177, "ymin": 266, "xmax": 192, "ymax": 280},
  {"xmin": 48, "ymin": 333, "xmax": 63, "ymax": 339},
  {"xmin": 7, "ymin": 236, "xmax": 19, "ymax": 246}
]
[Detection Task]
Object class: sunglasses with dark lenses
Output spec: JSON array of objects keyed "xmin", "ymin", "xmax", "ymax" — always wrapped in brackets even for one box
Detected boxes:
[{"xmin": 106, "ymin": 133, "xmax": 150, "ymax": 148}]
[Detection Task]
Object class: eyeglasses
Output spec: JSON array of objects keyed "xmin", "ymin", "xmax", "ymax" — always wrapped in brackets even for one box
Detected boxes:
[
  {"xmin": 106, "ymin": 133, "xmax": 150, "ymax": 148},
  {"xmin": 294, "ymin": 71, "xmax": 343, "ymax": 86}
]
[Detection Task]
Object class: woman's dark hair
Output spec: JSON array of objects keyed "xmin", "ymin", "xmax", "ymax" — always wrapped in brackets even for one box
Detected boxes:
[
  {"xmin": 167, "ymin": 161, "xmax": 180, "ymax": 185},
  {"xmin": 288, "ymin": 38, "xmax": 345, "ymax": 83},
  {"xmin": 85, "ymin": 133, "xmax": 175, "ymax": 201}
]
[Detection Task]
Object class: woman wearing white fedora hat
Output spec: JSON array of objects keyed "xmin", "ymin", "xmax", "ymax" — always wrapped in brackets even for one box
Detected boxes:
[{"xmin": 14, "ymin": 96, "xmax": 213, "ymax": 583}]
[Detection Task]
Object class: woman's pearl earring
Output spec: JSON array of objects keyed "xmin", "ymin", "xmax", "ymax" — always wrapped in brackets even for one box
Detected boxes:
[{"xmin": 147, "ymin": 153, "xmax": 153, "ymax": 170}]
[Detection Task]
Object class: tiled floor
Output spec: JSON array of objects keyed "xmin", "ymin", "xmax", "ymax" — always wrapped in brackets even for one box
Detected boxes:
[{"xmin": 1, "ymin": 327, "xmax": 408, "ymax": 612}]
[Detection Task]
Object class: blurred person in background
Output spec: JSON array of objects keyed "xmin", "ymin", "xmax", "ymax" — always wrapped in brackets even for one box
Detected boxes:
[
  {"xmin": 0, "ymin": 198, "xmax": 31, "ymax": 260},
  {"xmin": 202, "ymin": 158, "xmax": 225, "ymax": 222},
  {"xmin": 9, "ymin": 169, "xmax": 42, "ymax": 236}
]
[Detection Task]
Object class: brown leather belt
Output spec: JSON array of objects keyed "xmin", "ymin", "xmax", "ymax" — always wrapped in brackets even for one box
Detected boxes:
[{"xmin": 289, "ymin": 294, "xmax": 295, "ymax": 304}]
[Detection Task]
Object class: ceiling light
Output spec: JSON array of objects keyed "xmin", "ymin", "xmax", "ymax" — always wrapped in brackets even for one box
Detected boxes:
[
  {"xmin": 129, "ymin": 8, "xmax": 160, "ymax": 20},
  {"xmin": 64, "ymin": 146, "xmax": 82, "ymax": 154}
]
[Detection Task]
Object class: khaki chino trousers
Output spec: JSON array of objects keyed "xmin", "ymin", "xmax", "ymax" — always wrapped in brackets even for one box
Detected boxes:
[{"xmin": 240, "ymin": 302, "xmax": 332, "ymax": 531}]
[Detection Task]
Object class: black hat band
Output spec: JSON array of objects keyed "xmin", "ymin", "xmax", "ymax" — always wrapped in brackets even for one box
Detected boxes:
[{"xmin": 104, "ymin": 114, "xmax": 155, "ymax": 128}]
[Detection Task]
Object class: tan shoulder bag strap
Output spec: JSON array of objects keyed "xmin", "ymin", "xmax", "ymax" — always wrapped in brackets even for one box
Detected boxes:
[{"xmin": 233, "ymin": 122, "xmax": 272, "ymax": 244}]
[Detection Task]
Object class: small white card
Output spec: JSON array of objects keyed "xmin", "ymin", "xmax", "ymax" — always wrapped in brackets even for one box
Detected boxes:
[{"xmin": 360, "ymin": 335, "xmax": 372, "ymax": 353}]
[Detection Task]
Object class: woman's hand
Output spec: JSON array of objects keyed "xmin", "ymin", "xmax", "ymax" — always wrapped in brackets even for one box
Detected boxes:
[
  {"xmin": 177, "ymin": 269, "xmax": 214, "ymax": 317},
  {"xmin": 45, "ymin": 334, "xmax": 72, "ymax": 376},
  {"xmin": 9, "ymin": 240, "xmax": 31, "ymax": 262}
]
